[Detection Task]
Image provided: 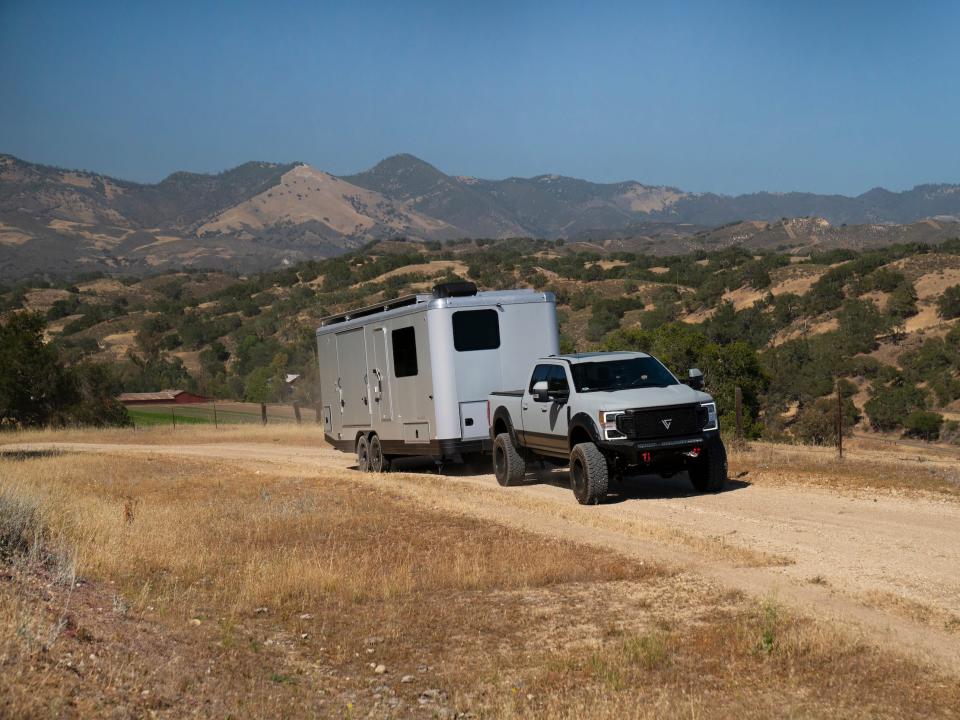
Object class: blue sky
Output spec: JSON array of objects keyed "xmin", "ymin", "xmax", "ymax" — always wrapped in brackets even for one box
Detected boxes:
[{"xmin": 1, "ymin": 0, "xmax": 958, "ymax": 194}]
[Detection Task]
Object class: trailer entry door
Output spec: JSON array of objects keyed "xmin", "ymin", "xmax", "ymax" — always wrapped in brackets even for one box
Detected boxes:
[
  {"xmin": 372, "ymin": 327, "xmax": 392, "ymax": 422},
  {"xmin": 336, "ymin": 328, "xmax": 370, "ymax": 427}
]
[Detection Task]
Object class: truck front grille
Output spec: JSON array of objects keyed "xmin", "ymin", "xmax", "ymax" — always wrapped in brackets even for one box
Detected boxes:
[{"xmin": 615, "ymin": 405, "xmax": 704, "ymax": 439}]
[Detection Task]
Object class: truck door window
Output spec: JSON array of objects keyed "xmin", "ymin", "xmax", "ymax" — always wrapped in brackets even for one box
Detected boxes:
[
  {"xmin": 452, "ymin": 310, "xmax": 500, "ymax": 351},
  {"xmin": 391, "ymin": 326, "xmax": 418, "ymax": 377},
  {"xmin": 528, "ymin": 364, "xmax": 553, "ymax": 392},
  {"xmin": 547, "ymin": 365, "xmax": 569, "ymax": 394}
]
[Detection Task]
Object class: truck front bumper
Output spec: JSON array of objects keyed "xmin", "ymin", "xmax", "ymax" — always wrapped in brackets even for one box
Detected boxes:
[{"xmin": 598, "ymin": 430, "xmax": 718, "ymax": 467}]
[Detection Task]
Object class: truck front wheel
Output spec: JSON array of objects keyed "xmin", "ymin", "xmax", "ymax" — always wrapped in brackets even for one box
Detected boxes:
[
  {"xmin": 570, "ymin": 442, "xmax": 609, "ymax": 505},
  {"xmin": 493, "ymin": 433, "xmax": 526, "ymax": 486},
  {"xmin": 688, "ymin": 437, "xmax": 728, "ymax": 492}
]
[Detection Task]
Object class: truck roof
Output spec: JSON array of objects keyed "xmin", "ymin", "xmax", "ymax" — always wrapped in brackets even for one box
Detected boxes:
[{"xmin": 547, "ymin": 351, "xmax": 651, "ymax": 364}]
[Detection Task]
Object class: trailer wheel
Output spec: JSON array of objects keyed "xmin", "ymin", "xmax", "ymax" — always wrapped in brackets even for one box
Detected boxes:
[
  {"xmin": 368, "ymin": 434, "xmax": 388, "ymax": 473},
  {"xmin": 356, "ymin": 435, "xmax": 371, "ymax": 472},
  {"xmin": 687, "ymin": 436, "xmax": 727, "ymax": 493},
  {"xmin": 493, "ymin": 433, "xmax": 526, "ymax": 486},
  {"xmin": 569, "ymin": 442, "xmax": 609, "ymax": 505}
]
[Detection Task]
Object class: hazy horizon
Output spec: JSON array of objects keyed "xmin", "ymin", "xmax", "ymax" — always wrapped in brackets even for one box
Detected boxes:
[{"xmin": 2, "ymin": 0, "xmax": 959, "ymax": 195}]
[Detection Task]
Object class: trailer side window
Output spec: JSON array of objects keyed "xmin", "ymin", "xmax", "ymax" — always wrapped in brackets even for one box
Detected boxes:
[
  {"xmin": 391, "ymin": 326, "xmax": 418, "ymax": 377},
  {"xmin": 452, "ymin": 310, "xmax": 500, "ymax": 351}
]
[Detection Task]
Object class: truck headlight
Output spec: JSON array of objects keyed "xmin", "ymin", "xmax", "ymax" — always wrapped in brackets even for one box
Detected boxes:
[
  {"xmin": 599, "ymin": 410, "xmax": 626, "ymax": 440},
  {"xmin": 701, "ymin": 402, "xmax": 718, "ymax": 431}
]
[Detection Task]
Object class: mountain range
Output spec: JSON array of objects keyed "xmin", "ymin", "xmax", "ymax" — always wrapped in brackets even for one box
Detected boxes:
[{"xmin": 2, "ymin": 152, "xmax": 960, "ymax": 278}]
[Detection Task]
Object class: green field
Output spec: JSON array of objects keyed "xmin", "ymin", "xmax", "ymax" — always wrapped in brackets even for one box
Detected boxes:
[{"xmin": 127, "ymin": 402, "xmax": 317, "ymax": 427}]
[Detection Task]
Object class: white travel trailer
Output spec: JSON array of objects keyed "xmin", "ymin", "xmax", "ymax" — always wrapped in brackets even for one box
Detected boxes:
[{"xmin": 316, "ymin": 282, "xmax": 559, "ymax": 470}]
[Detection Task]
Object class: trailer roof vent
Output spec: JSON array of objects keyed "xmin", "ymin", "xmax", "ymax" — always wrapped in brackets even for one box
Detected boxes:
[{"xmin": 433, "ymin": 281, "xmax": 477, "ymax": 298}]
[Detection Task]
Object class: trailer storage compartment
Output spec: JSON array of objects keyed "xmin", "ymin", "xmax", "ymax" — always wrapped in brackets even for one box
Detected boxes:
[{"xmin": 459, "ymin": 401, "xmax": 488, "ymax": 440}]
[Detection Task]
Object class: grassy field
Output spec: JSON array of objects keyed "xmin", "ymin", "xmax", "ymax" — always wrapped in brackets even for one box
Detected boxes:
[
  {"xmin": 126, "ymin": 401, "xmax": 319, "ymax": 427},
  {"xmin": 2, "ymin": 442, "xmax": 959, "ymax": 718}
]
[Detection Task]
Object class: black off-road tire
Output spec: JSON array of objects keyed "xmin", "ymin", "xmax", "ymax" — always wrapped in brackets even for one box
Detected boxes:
[
  {"xmin": 368, "ymin": 434, "xmax": 388, "ymax": 473},
  {"xmin": 569, "ymin": 442, "xmax": 609, "ymax": 505},
  {"xmin": 356, "ymin": 435, "xmax": 371, "ymax": 472},
  {"xmin": 688, "ymin": 436, "xmax": 728, "ymax": 493},
  {"xmin": 493, "ymin": 433, "xmax": 526, "ymax": 486}
]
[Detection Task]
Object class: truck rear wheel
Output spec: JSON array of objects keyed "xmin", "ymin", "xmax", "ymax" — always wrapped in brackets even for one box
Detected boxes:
[
  {"xmin": 688, "ymin": 437, "xmax": 727, "ymax": 492},
  {"xmin": 570, "ymin": 442, "xmax": 609, "ymax": 505},
  {"xmin": 368, "ymin": 434, "xmax": 389, "ymax": 473},
  {"xmin": 356, "ymin": 436, "xmax": 370, "ymax": 472},
  {"xmin": 493, "ymin": 432, "xmax": 526, "ymax": 486}
]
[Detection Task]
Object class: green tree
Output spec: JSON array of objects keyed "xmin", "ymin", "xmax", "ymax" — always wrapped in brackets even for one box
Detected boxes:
[
  {"xmin": 937, "ymin": 284, "xmax": 960, "ymax": 320},
  {"xmin": 836, "ymin": 298, "xmax": 890, "ymax": 354},
  {"xmin": 0, "ymin": 312, "xmax": 129, "ymax": 428},
  {"xmin": 0, "ymin": 313, "xmax": 71, "ymax": 426},
  {"xmin": 602, "ymin": 323, "xmax": 768, "ymax": 436},
  {"xmin": 864, "ymin": 382, "xmax": 927, "ymax": 432}
]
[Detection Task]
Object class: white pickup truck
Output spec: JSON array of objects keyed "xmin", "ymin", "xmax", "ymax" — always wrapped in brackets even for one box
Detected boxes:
[{"xmin": 488, "ymin": 351, "xmax": 726, "ymax": 504}]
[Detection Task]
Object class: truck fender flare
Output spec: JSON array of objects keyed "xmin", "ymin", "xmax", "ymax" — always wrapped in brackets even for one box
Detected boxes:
[
  {"xmin": 491, "ymin": 405, "xmax": 520, "ymax": 447},
  {"xmin": 568, "ymin": 412, "xmax": 602, "ymax": 449}
]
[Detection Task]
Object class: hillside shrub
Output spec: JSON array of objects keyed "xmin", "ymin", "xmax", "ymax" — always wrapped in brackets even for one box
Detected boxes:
[
  {"xmin": 903, "ymin": 411, "xmax": 944, "ymax": 441},
  {"xmin": 864, "ymin": 382, "xmax": 928, "ymax": 432},
  {"xmin": 793, "ymin": 396, "xmax": 858, "ymax": 445}
]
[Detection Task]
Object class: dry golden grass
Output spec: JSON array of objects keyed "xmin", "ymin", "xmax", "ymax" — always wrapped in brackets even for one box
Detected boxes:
[
  {"xmin": 492, "ymin": 600, "xmax": 960, "ymax": 719},
  {"xmin": 0, "ymin": 423, "xmax": 327, "ymax": 447},
  {"xmin": 2, "ymin": 447, "xmax": 959, "ymax": 718},
  {"xmin": 728, "ymin": 440, "xmax": 960, "ymax": 498}
]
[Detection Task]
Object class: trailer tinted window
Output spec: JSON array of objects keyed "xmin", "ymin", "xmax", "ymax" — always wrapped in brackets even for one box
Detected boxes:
[
  {"xmin": 391, "ymin": 326, "xmax": 418, "ymax": 377},
  {"xmin": 452, "ymin": 310, "xmax": 500, "ymax": 351}
]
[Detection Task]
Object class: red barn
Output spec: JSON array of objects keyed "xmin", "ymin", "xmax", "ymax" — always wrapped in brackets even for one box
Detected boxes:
[{"xmin": 118, "ymin": 390, "xmax": 210, "ymax": 405}]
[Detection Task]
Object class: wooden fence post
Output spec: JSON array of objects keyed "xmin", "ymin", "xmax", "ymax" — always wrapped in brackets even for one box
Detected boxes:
[
  {"xmin": 293, "ymin": 402, "xmax": 302, "ymax": 425},
  {"xmin": 171, "ymin": 408, "xmax": 176, "ymax": 428},
  {"xmin": 260, "ymin": 402, "xmax": 267, "ymax": 425},
  {"xmin": 212, "ymin": 402, "xmax": 218, "ymax": 429},
  {"xmin": 734, "ymin": 386, "xmax": 743, "ymax": 440},
  {"xmin": 836, "ymin": 378, "xmax": 843, "ymax": 459}
]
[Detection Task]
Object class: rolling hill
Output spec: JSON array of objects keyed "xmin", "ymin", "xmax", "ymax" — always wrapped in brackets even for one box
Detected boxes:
[{"xmin": 2, "ymin": 151, "xmax": 960, "ymax": 279}]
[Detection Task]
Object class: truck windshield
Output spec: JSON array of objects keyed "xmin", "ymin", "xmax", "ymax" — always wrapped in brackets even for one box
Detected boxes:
[{"xmin": 570, "ymin": 357, "xmax": 678, "ymax": 393}]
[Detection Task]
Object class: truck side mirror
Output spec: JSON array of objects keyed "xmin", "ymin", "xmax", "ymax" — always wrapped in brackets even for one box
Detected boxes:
[
  {"xmin": 531, "ymin": 380, "xmax": 549, "ymax": 402},
  {"xmin": 687, "ymin": 368, "xmax": 704, "ymax": 391}
]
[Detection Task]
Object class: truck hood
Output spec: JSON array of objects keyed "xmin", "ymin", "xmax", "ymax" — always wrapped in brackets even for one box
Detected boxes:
[{"xmin": 579, "ymin": 384, "xmax": 713, "ymax": 411}]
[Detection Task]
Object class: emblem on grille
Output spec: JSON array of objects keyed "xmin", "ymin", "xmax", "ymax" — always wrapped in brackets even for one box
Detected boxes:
[{"xmin": 661, "ymin": 418, "xmax": 672, "ymax": 429}]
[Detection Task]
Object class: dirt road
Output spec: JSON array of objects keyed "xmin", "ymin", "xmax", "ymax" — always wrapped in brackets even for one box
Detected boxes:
[{"xmin": 11, "ymin": 440, "xmax": 960, "ymax": 673}]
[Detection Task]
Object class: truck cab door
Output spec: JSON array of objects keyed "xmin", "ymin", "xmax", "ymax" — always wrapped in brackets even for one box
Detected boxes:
[{"xmin": 520, "ymin": 363, "xmax": 570, "ymax": 457}]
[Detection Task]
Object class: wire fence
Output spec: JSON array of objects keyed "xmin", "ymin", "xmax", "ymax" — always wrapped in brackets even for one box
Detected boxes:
[{"xmin": 126, "ymin": 401, "xmax": 319, "ymax": 428}]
